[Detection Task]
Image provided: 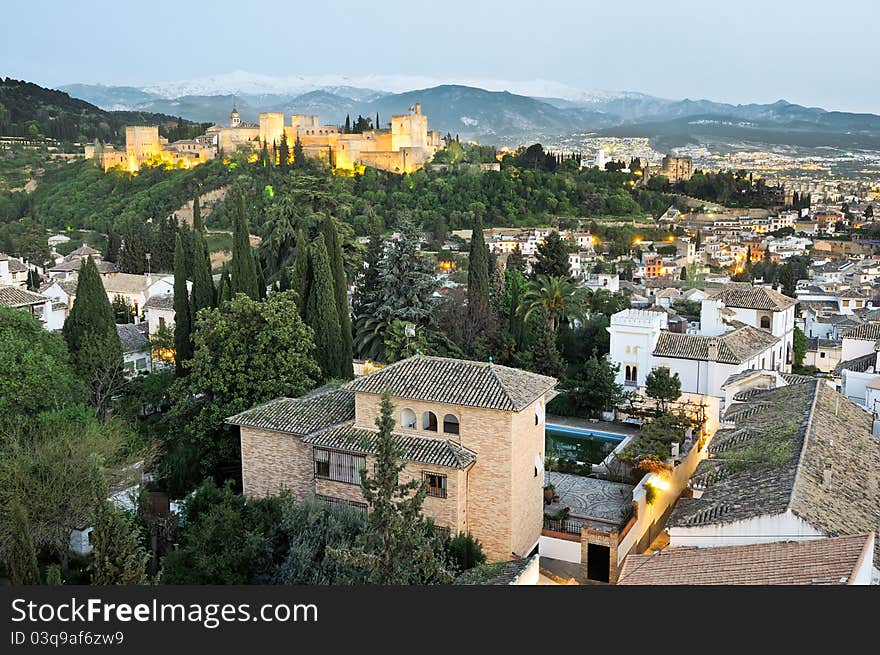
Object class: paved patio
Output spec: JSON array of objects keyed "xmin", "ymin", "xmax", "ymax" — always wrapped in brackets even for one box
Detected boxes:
[{"xmin": 545, "ymin": 471, "xmax": 634, "ymax": 523}]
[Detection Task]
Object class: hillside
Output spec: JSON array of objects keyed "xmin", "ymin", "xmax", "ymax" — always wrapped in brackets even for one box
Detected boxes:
[{"xmin": 0, "ymin": 78, "xmax": 207, "ymax": 144}]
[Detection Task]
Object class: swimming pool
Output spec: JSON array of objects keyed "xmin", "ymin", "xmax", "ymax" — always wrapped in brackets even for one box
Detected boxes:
[{"xmin": 545, "ymin": 423, "xmax": 627, "ymax": 465}]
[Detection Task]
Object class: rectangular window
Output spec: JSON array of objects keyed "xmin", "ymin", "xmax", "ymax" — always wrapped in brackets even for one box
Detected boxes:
[
  {"xmin": 314, "ymin": 448, "xmax": 365, "ymax": 485},
  {"xmin": 423, "ymin": 472, "xmax": 448, "ymax": 499},
  {"xmin": 316, "ymin": 495, "xmax": 367, "ymax": 517}
]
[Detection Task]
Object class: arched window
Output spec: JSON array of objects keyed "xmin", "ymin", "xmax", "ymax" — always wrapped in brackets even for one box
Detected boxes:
[
  {"xmin": 760, "ymin": 316, "xmax": 771, "ymax": 329},
  {"xmin": 443, "ymin": 414, "xmax": 459, "ymax": 435},
  {"xmin": 401, "ymin": 408, "xmax": 416, "ymax": 430},
  {"xmin": 625, "ymin": 365, "xmax": 631, "ymax": 380},
  {"xmin": 422, "ymin": 411, "xmax": 438, "ymax": 432},
  {"xmin": 535, "ymin": 402, "xmax": 544, "ymax": 426}
]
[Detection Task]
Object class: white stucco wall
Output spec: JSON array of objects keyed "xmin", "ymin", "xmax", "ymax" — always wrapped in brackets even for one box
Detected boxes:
[
  {"xmin": 668, "ymin": 510, "xmax": 825, "ymax": 549},
  {"xmin": 539, "ymin": 535, "xmax": 581, "ymax": 564}
]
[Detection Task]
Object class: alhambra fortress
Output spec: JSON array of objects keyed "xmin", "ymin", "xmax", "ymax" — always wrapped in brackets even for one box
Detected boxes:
[{"xmin": 85, "ymin": 103, "xmax": 443, "ymax": 174}]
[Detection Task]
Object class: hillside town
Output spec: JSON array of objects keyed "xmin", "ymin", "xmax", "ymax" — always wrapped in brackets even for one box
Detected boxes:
[{"xmin": 2, "ymin": 131, "xmax": 879, "ymax": 587}]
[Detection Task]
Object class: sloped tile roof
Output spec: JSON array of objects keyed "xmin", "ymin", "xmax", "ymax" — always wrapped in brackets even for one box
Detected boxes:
[
  {"xmin": 302, "ymin": 423, "xmax": 477, "ymax": 470},
  {"xmin": 841, "ymin": 323, "xmax": 880, "ymax": 341},
  {"xmin": 144, "ymin": 293, "xmax": 175, "ymax": 311},
  {"xmin": 669, "ymin": 381, "xmax": 880, "ymax": 560},
  {"xmin": 0, "ymin": 285, "xmax": 47, "ymax": 307},
  {"xmin": 64, "ymin": 244, "xmax": 101, "ymax": 260},
  {"xmin": 115, "ymin": 323, "xmax": 149, "ymax": 353},
  {"xmin": 708, "ymin": 284, "xmax": 797, "ymax": 310},
  {"xmin": 342, "ymin": 355, "xmax": 556, "ymax": 412},
  {"xmin": 0, "ymin": 253, "xmax": 27, "ymax": 272},
  {"xmin": 653, "ymin": 325, "xmax": 779, "ymax": 364},
  {"xmin": 225, "ymin": 388, "xmax": 355, "ymax": 436},
  {"xmin": 618, "ymin": 534, "xmax": 873, "ymax": 585},
  {"xmin": 833, "ymin": 351, "xmax": 877, "ymax": 376}
]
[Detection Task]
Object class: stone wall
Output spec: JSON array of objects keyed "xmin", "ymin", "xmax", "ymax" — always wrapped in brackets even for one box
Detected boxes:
[{"xmin": 240, "ymin": 427, "xmax": 313, "ymax": 499}]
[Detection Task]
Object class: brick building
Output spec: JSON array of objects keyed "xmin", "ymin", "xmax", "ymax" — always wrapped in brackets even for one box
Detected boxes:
[{"xmin": 227, "ymin": 355, "xmax": 557, "ymax": 561}]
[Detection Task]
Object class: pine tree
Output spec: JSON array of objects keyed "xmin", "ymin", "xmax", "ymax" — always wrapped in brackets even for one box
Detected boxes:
[
  {"xmin": 173, "ymin": 232, "xmax": 193, "ymax": 375},
  {"xmin": 90, "ymin": 503, "xmax": 149, "ymax": 585},
  {"xmin": 533, "ymin": 231, "xmax": 571, "ymax": 278},
  {"xmin": 467, "ymin": 212, "xmax": 490, "ymax": 319},
  {"xmin": 525, "ymin": 311, "xmax": 565, "ymax": 379},
  {"xmin": 329, "ymin": 390, "xmax": 452, "ymax": 584},
  {"xmin": 62, "ymin": 256, "xmax": 123, "ymax": 416},
  {"xmin": 6, "ymin": 500, "xmax": 39, "ymax": 585},
  {"xmin": 230, "ymin": 194, "xmax": 260, "ymax": 300},
  {"xmin": 305, "ymin": 234, "xmax": 343, "ymax": 380},
  {"xmin": 321, "ymin": 215, "xmax": 354, "ymax": 378}
]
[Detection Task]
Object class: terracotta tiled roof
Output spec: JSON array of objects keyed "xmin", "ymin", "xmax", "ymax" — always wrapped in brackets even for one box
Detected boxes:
[
  {"xmin": 669, "ymin": 381, "xmax": 880, "ymax": 561},
  {"xmin": 343, "ymin": 355, "xmax": 556, "ymax": 412},
  {"xmin": 64, "ymin": 244, "xmax": 101, "ymax": 260},
  {"xmin": 302, "ymin": 423, "xmax": 477, "ymax": 470},
  {"xmin": 708, "ymin": 284, "xmax": 797, "ymax": 310},
  {"xmin": 225, "ymin": 388, "xmax": 355, "ymax": 436},
  {"xmin": 0, "ymin": 285, "xmax": 47, "ymax": 307},
  {"xmin": 841, "ymin": 323, "xmax": 880, "ymax": 341},
  {"xmin": 652, "ymin": 325, "xmax": 779, "ymax": 364},
  {"xmin": 618, "ymin": 534, "xmax": 873, "ymax": 585}
]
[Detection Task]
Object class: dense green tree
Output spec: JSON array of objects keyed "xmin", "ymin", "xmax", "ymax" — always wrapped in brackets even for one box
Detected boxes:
[
  {"xmin": 519, "ymin": 310, "xmax": 564, "ymax": 379},
  {"xmin": 645, "ymin": 366, "xmax": 682, "ymax": 412},
  {"xmin": 292, "ymin": 226, "xmax": 311, "ymax": 311},
  {"xmin": 793, "ymin": 325, "xmax": 807, "ymax": 371},
  {"xmin": 190, "ymin": 230, "xmax": 215, "ymax": 313},
  {"xmin": 173, "ymin": 232, "xmax": 193, "ymax": 375},
  {"xmin": 5, "ymin": 500, "xmax": 39, "ymax": 585},
  {"xmin": 292, "ymin": 136, "xmax": 305, "ymax": 169},
  {"xmin": 217, "ymin": 267, "xmax": 233, "ymax": 305},
  {"xmin": 230, "ymin": 193, "xmax": 260, "ymax": 300},
  {"xmin": 278, "ymin": 133, "xmax": 290, "ymax": 172},
  {"xmin": 533, "ymin": 231, "xmax": 571, "ymax": 278},
  {"xmin": 192, "ymin": 192, "xmax": 204, "ymax": 233},
  {"xmin": 62, "ymin": 256, "xmax": 123, "ymax": 416},
  {"xmin": 0, "ymin": 307, "xmax": 83, "ymax": 424},
  {"xmin": 321, "ymin": 215, "xmax": 354, "ymax": 378},
  {"xmin": 165, "ymin": 291, "xmax": 321, "ymax": 493},
  {"xmin": 352, "ymin": 213, "xmax": 383, "ymax": 314},
  {"xmin": 90, "ymin": 503, "xmax": 149, "ymax": 585},
  {"xmin": 554, "ymin": 356, "xmax": 624, "ymax": 418},
  {"xmin": 304, "ymin": 234, "xmax": 344, "ymax": 380},
  {"xmin": 0, "ymin": 407, "xmax": 129, "ymax": 563},
  {"xmin": 329, "ymin": 391, "xmax": 452, "ymax": 584}
]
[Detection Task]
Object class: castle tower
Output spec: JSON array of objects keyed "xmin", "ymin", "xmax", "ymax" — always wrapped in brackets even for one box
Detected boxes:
[{"xmin": 230, "ymin": 101, "xmax": 241, "ymax": 128}]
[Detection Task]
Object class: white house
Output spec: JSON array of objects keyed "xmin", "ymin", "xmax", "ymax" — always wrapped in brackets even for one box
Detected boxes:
[
  {"xmin": 0, "ymin": 253, "xmax": 29, "ymax": 288},
  {"xmin": 116, "ymin": 324, "xmax": 152, "ymax": 376},
  {"xmin": 143, "ymin": 293, "xmax": 175, "ymax": 337}
]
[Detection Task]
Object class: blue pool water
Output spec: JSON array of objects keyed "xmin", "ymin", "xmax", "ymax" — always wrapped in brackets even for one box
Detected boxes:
[{"xmin": 545, "ymin": 423, "xmax": 626, "ymax": 465}]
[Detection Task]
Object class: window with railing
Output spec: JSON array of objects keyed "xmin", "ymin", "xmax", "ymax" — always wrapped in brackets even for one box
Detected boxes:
[
  {"xmin": 423, "ymin": 471, "xmax": 447, "ymax": 498},
  {"xmin": 314, "ymin": 449, "xmax": 365, "ymax": 485}
]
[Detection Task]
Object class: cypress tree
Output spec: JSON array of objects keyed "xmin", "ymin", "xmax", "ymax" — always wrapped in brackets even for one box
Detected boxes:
[
  {"xmin": 62, "ymin": 256, "xmax": 123, "ymax": 415},
  {"xmin": 230, "ymin": 194, "xmax": 260, "ymax": 300},
  {"xmin": 90, "ymin": 503, "xmax": 149, "ymax": 585},
  {"xmin": 305, "ymin": 234, "xmax": 343, "ymax": 380},
  {"xmin": 292, "ymin": 225, "xmax": 311, "ymax": 312},
  {"xmin": 257, "ymin": 258, "xmax": 267, "ymax": 300},
  {"xmin": 6, "ymin": 500, "xmax": 39, "ymax": 585},
  {"xmin": 293, "ymin": 135, "xmax": 305, "ymax": 169},
  {"xmin": 321, "ymin": 215, "xmax": 354, "ymax": 378},
  {"xmin": 173, "ymin": 232, "xmax": 193, "ymax": 375},
  {"xmin": 344, "ymin": 114, "xmax": 351, "ymax": 134},
  {"xmin": 467, "ymin": 212, "xmax": 490, "ymax": 317},
  {"xmin": 376, "ymin": 112, "xmax": 380, "ymax": 130},
  {"xmin": 218, "ymin": 267, "xmax": 233, "ymax": 305},
  {"xmin": 192, "ymin": 192, "xmax": 203, "ymax": 233},
  {"xmin": 278, "ymin": 265, "xmax": 292, "ymax": 292},
  {"xmin": 278, "ymin": 133, "xmax": 290, "ymax": 171},
  {"xmin": 190, "ymin": 230, "xmax": 215, "ymax": 314}
]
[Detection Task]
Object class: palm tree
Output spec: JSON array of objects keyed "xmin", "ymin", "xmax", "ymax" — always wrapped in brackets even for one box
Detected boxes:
[{"xmin": 519, "ymin": 274, "xmax": 587, "ymax": 333}]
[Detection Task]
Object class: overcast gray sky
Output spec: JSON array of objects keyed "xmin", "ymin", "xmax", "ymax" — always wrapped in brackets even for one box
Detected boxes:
[{"xmin": 3, "ymin": 0, "xmax": 877, "ymax": 112}]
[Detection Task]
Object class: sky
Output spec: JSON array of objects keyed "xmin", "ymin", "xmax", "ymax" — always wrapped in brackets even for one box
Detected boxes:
[{"xmin": 2, "ymin": 0, "xmax": 877, "ymax": 113}]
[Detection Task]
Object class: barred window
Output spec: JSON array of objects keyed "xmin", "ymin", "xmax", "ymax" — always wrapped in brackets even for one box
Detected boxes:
[
  {"xmin": 423, "ymin": 471, "xmax": 447, "ymax": 499},
  {"xmin": 314, "ymin": 449, "xmax": 365, "ymax": 485},
  {"xmin": 317, "ymin": 495, "xmax": 367, "ymax": 517}
]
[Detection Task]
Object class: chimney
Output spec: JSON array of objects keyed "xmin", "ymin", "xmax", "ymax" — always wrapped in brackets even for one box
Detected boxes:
[
  {"xmin": 707, "ymin": 339, "xmax": 719, "ymax": 362},
  {"xmin": 822, "ymin": 460, "xmax": 833, "ymax": 487}
]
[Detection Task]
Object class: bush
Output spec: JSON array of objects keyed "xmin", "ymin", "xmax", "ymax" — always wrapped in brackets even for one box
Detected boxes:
[{"xmin": 443, "ymin": 532, "xmax": 486, "ymax": 572}]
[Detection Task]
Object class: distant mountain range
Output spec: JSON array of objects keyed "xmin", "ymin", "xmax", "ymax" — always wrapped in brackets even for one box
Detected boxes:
[{"xmin": 51, "ymin": 73, "xmax": 880, "ymax": 149}]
